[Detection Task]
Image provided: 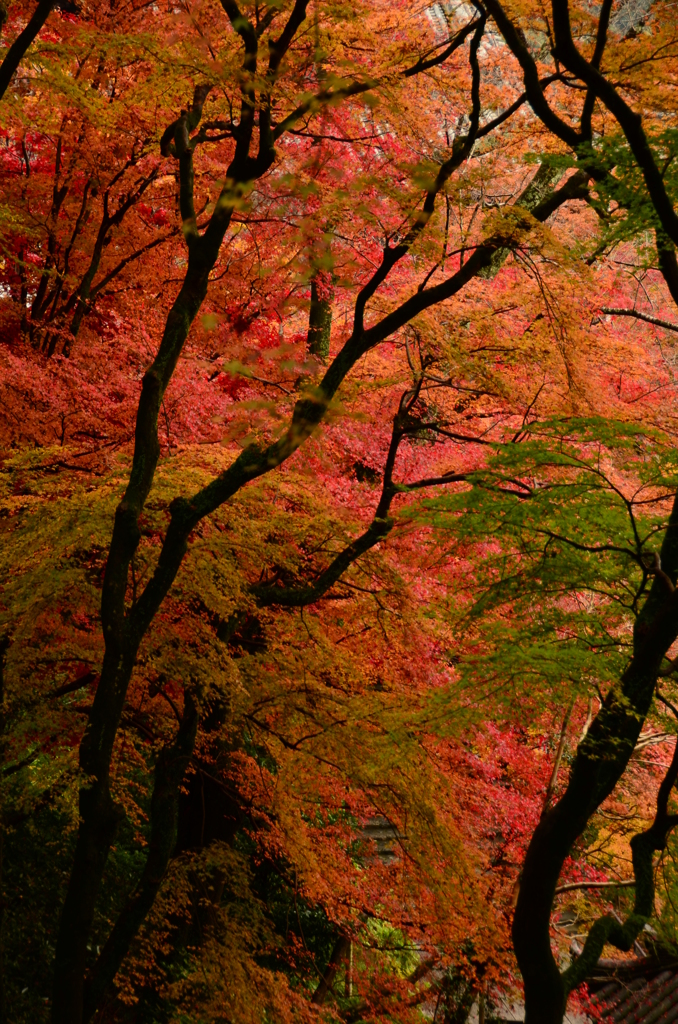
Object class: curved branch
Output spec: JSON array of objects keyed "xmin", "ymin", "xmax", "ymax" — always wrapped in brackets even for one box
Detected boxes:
[
  {"xmin": 404, "ymin": 19, "xmax": 480, "ymax": 77},
  {"xmin": 482, "ymin": 0, "xmax": 581, "ymax": 148},
  {"xmin": 272, "ymin": 17, "xmax": 483, "ymax": 144},
  {"xmin": 359, "ymin": 168, "xmax": 590, "ymax": 348},
  {"xmin": 352, "ymin": 13, "xmax": 486, "ymax": 337},
  {"xmin": 550, "ymin": 0, "xmax": 678, "ymax": 247},
  {"xmin": 579, "ymin": 0, "xmax": 613, "ymax": 139},
  {"xmin": 253, "ymin": 516, "xmax": 395, "ymax": 608},
  {"xmin": 252, "ymin": 384, "xmax": 468, "ymax": 608},
  {"xmin": 563, "ymin": 733, "xmax": 678, "ymax": 992}
]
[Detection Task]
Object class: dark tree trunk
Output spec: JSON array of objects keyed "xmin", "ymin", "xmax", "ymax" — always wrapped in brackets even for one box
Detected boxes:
[
  {"xmin": 82, "ymin": 696, "xmax": 198, "ymax": 1021},
  {"xmin": 0, "ymin": 0, "xmax": 54, "ymax": 101},
  {"xmin": 0, "ymin": 635, "xmax": 9, "ymax": 1024},
  {"xmin": 307, "ymin": 274, "xmax": 333, "ymax": 361},
  {"xmin": 47, "ymin": 47, "xmax": 588, "ymax": 1021},
  {"xmin": 514, "ymin": 494, "xmax": 678, "ymax": 1024},
  {"xmin": 312, "ymin": 935, "xmax": 350, "ymax": 1004},
  {"xmin": 51, "ymin": 648, "xmax": 133, "ymax": 1024}
]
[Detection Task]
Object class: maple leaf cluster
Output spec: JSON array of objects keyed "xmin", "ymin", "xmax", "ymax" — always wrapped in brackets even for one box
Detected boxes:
[{"xmin": 3, "ymin": 2, "xmax": 678, "ymax": 1024}]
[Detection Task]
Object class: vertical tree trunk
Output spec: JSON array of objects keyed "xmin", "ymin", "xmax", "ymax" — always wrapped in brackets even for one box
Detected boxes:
[
  {"xmin": 307, "ymin": 274, "xmax": 332, "ymax": 361},
  {"xmin": 51, "ymin": 258, "xmax": 210, "ymax": 1023},
  {"xmin": 82, "ymin": 696, "xmax": 198, "ymax": 1021},
  {"xmin": 51, "ymin": 647, "xmax": 134, "ymax": 1024},
  {"xmin": 0, "ymin": 635, "xmax": 8, "ymax": 1024},
  {"xmin": 311, "ymin": 935, "xmax": 350, "ymax": 1004},
  {"xmin": 345, "ymin": 939, "xmax": 353, "ymax": 997},
  {"xmin": 514, "ymin": 494, "xmax": 678, "ymax": 1023},
  {"xmin": 478, "ymin": 991, "xmax": 486, "ymax": 1024}
]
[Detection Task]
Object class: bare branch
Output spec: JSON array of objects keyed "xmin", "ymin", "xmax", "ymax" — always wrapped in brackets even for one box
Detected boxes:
[
  {"xmin": 554, "ymin": 878, "xmax": 635, "ymax": 895},
  {"xmin": 601, "ymin": 306, "xmax": 678, "ymax": 333}
]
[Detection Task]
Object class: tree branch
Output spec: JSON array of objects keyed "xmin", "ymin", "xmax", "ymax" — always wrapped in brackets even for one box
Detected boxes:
[
  {"xmin": 482, "ymin": 0, "xmax": 581, "ymax": 148},
  {"xmin": 252, "ymin": 379, "xmax": 467, "ymax": 608},
  {"xmin": 541, "ymin": 702, "xmax": 574, "ymax": 817},
  {"xmin": 601, "ymin": 306, "xmax": 678, "ymax": 333},
  {"xmin": 563, "ymin": 733, "xmax": 678, "ymax": 992},
  {"xmin": 550, "ymin": 0, "xmax": 678, "ymax": 247},
  {"xmin": 312, "ymin": 935, "xmax": 350, "ymax": 1004},
  {"xmin": 579, "ymin": 0, "xmax": 613, "ymax": 139},
  {"xmin": 272, "ymin": 17, "xmax": 482, "ymax": 143},
  {"xmin": 352, "ymin": 14, "xmax": 487, "ymax": 337},
  {"xmin": 0, "ymin": 0, "xmax": 53, "ymax": 101},
  {"xmin": 554, "ymin": 878, "xmax": 635, "ymax": 895}
]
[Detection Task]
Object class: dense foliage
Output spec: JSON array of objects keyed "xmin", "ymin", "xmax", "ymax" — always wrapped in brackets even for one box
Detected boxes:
[{"xmin": 4, "ymin": 1, "xmax": 678, "ymax": 1023}]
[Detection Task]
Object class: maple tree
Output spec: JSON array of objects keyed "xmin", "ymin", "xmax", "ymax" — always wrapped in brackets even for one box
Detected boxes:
[
  {"xmin": 453, "ymin": 2, "xmax": 678, "ymax": 1022},
  {"xmin": 5, "ymin": 1, "xmax": 678, "ymax": 1024}
]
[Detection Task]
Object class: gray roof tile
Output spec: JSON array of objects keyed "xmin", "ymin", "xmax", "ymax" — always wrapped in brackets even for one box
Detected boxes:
[{"xmin": 592, "ymin": 965, "xmax": 678, "ymax": 1023}]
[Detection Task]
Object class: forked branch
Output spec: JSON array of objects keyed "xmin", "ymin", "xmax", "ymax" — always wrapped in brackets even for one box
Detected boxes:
[
  {"xmin": 253, "ymin": 376, "xmax": 468, "ymax": 608},
  {"xmin": 563, "ymin": 732, "xmax": 678, "ymax": 992}
]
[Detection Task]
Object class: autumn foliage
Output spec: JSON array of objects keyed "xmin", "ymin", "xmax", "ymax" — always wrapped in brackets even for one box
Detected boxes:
[{"xmin": 4, "ymin": 1, "xmax": 678, "ymax": 1023}]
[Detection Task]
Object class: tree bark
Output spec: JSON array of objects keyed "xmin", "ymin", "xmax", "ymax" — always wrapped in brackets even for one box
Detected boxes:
[
  {"xmin": 307, "ymin": 274, "xmax": 333, "ymax": 361},
  {"xmin": 0, "ymin": 0, "xmax": 53, "ymax": 101},
  {"xmin": 513, "ymin": 493, "xmax": 678, "ymax": 1023},
  {"xmin": 48, "ymin": 28, "xmax": 590, "ymax": 1019},
  {"xmin": 312, "ymin": 935, "xmax": 350, "ymax": 1004},
  {"xmin": 0, "ymin": 635, "xmax": 9, "ymax": 1024},
  {"xmin": 51, "ymin": 255, "xmax": 210, "ymax": 1022},
  {"xmin": 82, "ymin": 695, "xmax": 198, "ymax": 1021}
]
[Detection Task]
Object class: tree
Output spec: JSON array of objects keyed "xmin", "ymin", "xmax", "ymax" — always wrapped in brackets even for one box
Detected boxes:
[
  {"xmin": 3, "ymin": 1, "xmax": 558, "ymax": 1019},
  {"xmin": 5, "ymin": 1, "xmax": 676, "ymax": 1022},
  {"xmin": 448, "ymin": 1, "xmax": 678, "ymax": 1020}
]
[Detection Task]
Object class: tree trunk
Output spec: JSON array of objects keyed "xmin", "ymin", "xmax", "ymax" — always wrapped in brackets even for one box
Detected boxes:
[
  {"xmin": 82, "ymin": 695, "xmax": 198, "ymax": 1021},
  {"xmin": 514, "ymin": 493, "xmax": 678, "ymax": 1023},
  {"xmin": 0, "ymin": 0, "xmax": 54, "ymax": 101},
  {"xmin": 312, "ymin": 935, "xmax": 350, "ymax": 1004},
  {"xmin": 51, "ymin": 257, "xmax": 210, "ymax": 1022},
  {"xmin": 51, "ymin": 647, "xmax": 134, "ymax": 1024},
  {"xmin": 0, "ymin": 635, "xmax": 9, "ymax": 1024},
  {"xmin": 307, "ymin": 274, "xmax": 332, "ymax": 361}
]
